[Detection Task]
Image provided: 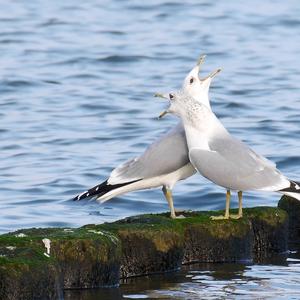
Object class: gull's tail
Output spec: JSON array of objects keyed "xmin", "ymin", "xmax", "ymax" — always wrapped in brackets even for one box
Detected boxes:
[
  {"xmin": 279, "ymin": 180, "xmax": 300, "ymax": 201},
  {"xmin": 72, "ymin": 179, "xmax": 141, "ymax": 202}
]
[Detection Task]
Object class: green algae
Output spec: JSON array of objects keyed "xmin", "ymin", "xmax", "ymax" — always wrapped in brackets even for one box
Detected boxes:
[
  {"xmin": 96, "ymin": 207, "xmax": 284, "ymax": 240},
  {"xmin": 0, "ymin": 225, "xmax": 122, "ymax": 298},
  {"xmin": 0, "ymin": 205, "xmax": 289, "ymax": 298},
  {"xmin": 0, "ymin": 226, "xmax": 121, "ymax": 265},
  {"xmin": 0, "ymin": 206, "xmax": 287, "ymax": 265},
  {"xmin": 243, "ymin": 207, "xmax": 287, "ymax": 226}
]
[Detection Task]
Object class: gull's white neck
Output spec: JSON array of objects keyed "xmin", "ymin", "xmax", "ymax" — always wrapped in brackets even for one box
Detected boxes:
[
  {"xmin": 191, "ymin": 92, "xmax": 211, "ymax": 111},
  {"xmin": 181, "ymin": 106, "xmax": 228, "ymax": 151},
  {"xmin": 196, "ymin": 95, "xmax": 211, "ymax": 111}
]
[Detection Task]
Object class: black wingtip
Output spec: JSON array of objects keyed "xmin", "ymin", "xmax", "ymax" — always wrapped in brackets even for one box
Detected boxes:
[
  {"xmin": 73, "ymin": 180, "xmax": 109, "ymax": 201},
  {"xmin": 72, "ymin": 178, "xmax": 142, "ymax": 202},
  {"xmin": 279, "ymin": 180, "xmax": 300, "ymax": 193},
  {"xmin": 72, "ymin": 191, "xmax": 88, "ymax": 201}
]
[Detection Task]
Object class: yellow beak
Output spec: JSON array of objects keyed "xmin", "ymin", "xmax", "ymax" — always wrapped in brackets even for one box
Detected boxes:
[
  {"xmin": 154, "ymin": 93, "xmax": 169, "ymax": 119},
  {"xmin": 202, "ymin": 68, "xmax": 222, "ymax": 81},
  {"xmin": 196, "ymin": 54, "xmax": 206, "ymax": 66},
  {"xmin": 158, "ymin": 110, "xmax": 168, "ymax": 119}
]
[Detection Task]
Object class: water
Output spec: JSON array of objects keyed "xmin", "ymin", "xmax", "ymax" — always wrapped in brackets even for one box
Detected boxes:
[
  {"xmin": 1, "ymin": 0, "xmax": 300, "ymax": 298},
  {"xmin": 65, "ymin": 254, "xmax": 300, "ymax": 299}
]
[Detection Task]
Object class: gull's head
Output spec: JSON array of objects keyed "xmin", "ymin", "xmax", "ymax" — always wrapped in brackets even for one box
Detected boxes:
[
  {"xmin": 155, "ymin": 90, "xmax": 198, "ymax": 120},
  {"xmin": 183, "ymin": 55, "xmax": 221, "ymax": 109}
]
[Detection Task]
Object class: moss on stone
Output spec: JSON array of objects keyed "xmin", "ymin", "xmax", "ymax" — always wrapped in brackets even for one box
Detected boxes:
[
  {"xmin": 0, "ymin": 226, "xmax": 122, "ymax": 298},
  {"xmin": 0, "ymin": 205, "xmax": 290, "ymax": 298},
  {"xmin": 243, "ymin": 207, "xmax": 288, "ymax": 226},
  {"xmin": 0, "ymin": 226, "xmax": 121, "ymax": 265}
]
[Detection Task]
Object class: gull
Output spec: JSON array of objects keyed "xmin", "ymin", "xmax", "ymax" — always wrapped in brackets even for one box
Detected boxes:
[
  {"xmin": 72, "ymin": 55, "xmax": 220, "ymax": 218},
  {"xmin": 157, "ymin": 90, "xmax": 300, "ymax": 219}
]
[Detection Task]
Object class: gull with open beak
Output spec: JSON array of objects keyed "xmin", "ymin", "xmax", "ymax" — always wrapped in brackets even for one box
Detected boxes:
[
  {"xmin": 73, "ymin": 55, "xmax": 220, "ymax": 219},
  {"xmin": 157, "ymin": 90, "xmax": 300, "ymax": 220},
  {"xmin": 156, "ymin": 65, "xmax": 221, "ymax": 119}
]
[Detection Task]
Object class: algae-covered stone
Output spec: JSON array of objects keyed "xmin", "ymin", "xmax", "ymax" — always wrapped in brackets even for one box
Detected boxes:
[
  {"xmin": 0, "ymin": 230, "xmax": 62, "ymax": 300},
  {"xmin": 245, "ymin": 207, "xmax": 288, "ymax": 262},
  {"xmin": 98, "ymin": 215, "xmax": 184, "ymax": 278},
  {"xmin": 0, "ymin": 256, "xmax": 62, "ymax": 300},
  {"xmin": 51, "ymin": 227, "xmax": 121, "ymax": 289},
  {"xmin": 178, "ymin": 208, "xmax": 287, "ymax": 264},
  {"xmin": 0, "ymin": 227, "xmax": 121, "ymax": 299},
  {"xmin": 278, "ymin": 195, "xmax": 300, "ymax": 250},
  {"xmin": 180, "ymin": 212, "xmax": 252, "ymax": 263},
  {"xmin": 0, "ymin": 205, "xmax": 290, "ymax": 299}
]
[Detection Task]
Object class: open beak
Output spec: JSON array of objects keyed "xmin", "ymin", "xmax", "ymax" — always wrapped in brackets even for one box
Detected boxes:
[
  {"xmin": 154, "ymin": 93, "xmax": 169, "ymax": 119},
  {"xmin": 202, "ymin": 68, "xmax": 222, "ymax": 81},
  {"xmin": 196, "ymin": 54, "xmax": 206, "ymax": 67},
  {"xmin": 154, "ymin": 93, "xmax": 168, "ymax": 100},
  {"xmin": 158, "ymin": 110, "xmax": 168, "ymax": 119},
  {"xmin": 191, "ymin": 54, "xmax": 206, "ymax": 76}
]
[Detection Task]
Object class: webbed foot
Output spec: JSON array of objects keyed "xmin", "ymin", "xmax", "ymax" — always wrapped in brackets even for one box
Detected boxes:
[
  {"xmin": 210, "ymin": 215, "xmax": 229, "ymax": 220},
  {"xmin": 229, "ymin": 214, "xmax": 243, "ymax": 219},
  {"xmin": 170, "ymin": 214, "xmax": 186, "ymax": 219},
  {"xmin": 175, "ymin": 214, "xmax": 185, "ymax": 219}
]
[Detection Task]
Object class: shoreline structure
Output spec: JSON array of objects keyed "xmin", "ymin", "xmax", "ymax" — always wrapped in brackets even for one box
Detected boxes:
[{"xmin": 0, "ymin": 196, "xmax": 299, "ymax": 299}]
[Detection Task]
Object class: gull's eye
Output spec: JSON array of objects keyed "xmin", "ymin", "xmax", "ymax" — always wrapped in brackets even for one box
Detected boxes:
[
  {"xmin": 169, "ymin": 93, "xmax": 175, "ymax": 100},
  {"xmin": 189, "ymin": 77, "xmax": 194, "ymax": 84}
]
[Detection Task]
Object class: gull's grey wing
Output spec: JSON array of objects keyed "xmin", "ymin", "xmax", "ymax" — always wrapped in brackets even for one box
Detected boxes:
[
  {"xmin": 210, "ymin": 137, "xmax": 276, "ymax": 171},
  {"xmin": 189, "ymin": 137, "xmax": 287, "ymax": 191},
  {"xmin": 108, "ymin": 122, "xmax": 191, "ymax": 185}
]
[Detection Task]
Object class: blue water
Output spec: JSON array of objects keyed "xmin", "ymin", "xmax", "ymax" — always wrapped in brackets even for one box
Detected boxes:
[
  {"xmin": 1, "ymin": 0, "xmax": 300, "ymax": 298},
  {"xmin": 65, "ymin": 255, "xmax": 300, "ymax": 299}
]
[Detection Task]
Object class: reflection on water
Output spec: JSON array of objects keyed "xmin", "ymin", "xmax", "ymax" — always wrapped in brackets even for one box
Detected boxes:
[{"xmin": 65, "ymin": 252, "xmax": 300, "ymax": 299}]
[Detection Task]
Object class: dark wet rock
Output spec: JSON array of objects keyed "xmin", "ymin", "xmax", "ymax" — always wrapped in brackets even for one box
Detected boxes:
[
  {"xmin": 247, "ymin": 207, "xmax": 288, "ymax": 262},
  {"xmin": 118, "ymin": 228, "xmax": 183, "ymax": 278},
  {"xmin": 0, "ymin": 206, "xmax": 290, "ymax": 299},
  {"xmin": 0, "ymin": 237, "xmax": 62, "ymax": 300},
  {"xmin": 52, "ymin": 235, "xmax": 121, "ymax": 289},
  {"xmin": 0, "ymin": 227, "xmax": 121, "ymax": 299},
  {"xmin": 278, "ymin": 195, "xmax": 300, "ymax": 250},
  {"xmin": 0, "ymin": 260, "xmax": 62, "ymax": 300},
  {"xmin": 179, "ymin": 208, "xmax": 287, "ymax": 264},
  {"xmin": 182, "ymin": 216, "xmax": 253, "ymax": 263}
]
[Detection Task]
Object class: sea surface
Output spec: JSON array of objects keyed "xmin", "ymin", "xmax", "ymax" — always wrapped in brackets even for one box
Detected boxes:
[{"xmin": 1, "ymin": 0, "xmax": 300, "ymax": 299}]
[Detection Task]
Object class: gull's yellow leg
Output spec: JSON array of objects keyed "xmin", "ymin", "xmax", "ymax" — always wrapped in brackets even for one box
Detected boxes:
[
  {"xmin": 211, "ymin": 190, "xmax": 231, "ymax": 220},
  {"xmin": 230, "ymin": 191, "xmax": 243, "ymax": 219},
  {"xmin": 162, "ymin": 186, "xmax": 185, "ymax": 219}
]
